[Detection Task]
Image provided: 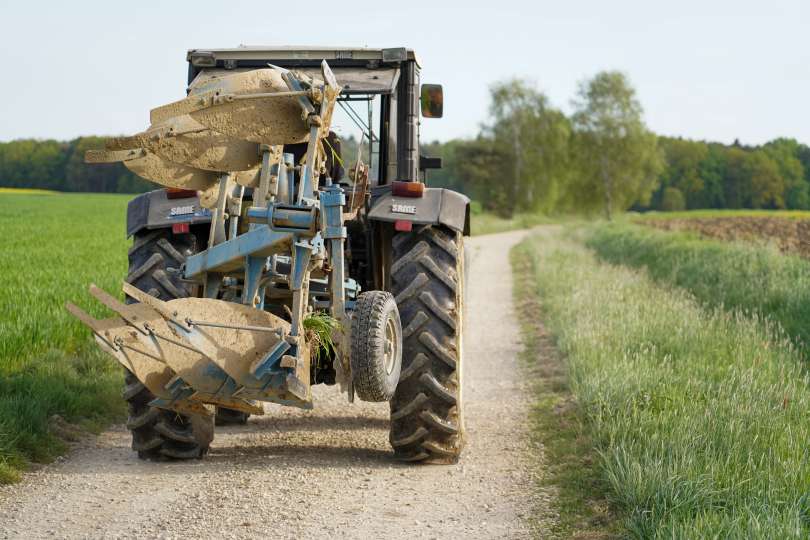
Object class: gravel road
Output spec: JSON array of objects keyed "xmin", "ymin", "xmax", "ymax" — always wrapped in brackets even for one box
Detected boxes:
[{"xmin": 0, "ymin": 229, "xmax": 540, "ymax": 539}]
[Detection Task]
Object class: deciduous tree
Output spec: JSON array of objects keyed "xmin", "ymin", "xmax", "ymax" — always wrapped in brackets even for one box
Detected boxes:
[
  {"xmin": 486, "ymin": 79, "xmax": 570, "ymax": 215},
  {"xmin": 569, "ymin": 71, "xmax": 662, "ymax": 219}
]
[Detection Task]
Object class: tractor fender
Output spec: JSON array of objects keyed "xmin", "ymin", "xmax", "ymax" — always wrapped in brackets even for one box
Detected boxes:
[
  {"xmin": 127, "ymin": 189, "xmax": 212, "ymax": 237},
  {"xmin": 367, "ymin": 186, "xmax": 470, "ymax": 236}
]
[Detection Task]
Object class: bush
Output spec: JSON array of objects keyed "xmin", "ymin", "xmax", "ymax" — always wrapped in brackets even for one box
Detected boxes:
[{"xmin": 660, "ymin": 186, "xmax": 686, "ymax": 211}]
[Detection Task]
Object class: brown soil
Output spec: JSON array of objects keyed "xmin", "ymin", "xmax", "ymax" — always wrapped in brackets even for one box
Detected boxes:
[{"xmin": 639, "ymin": 216, "xmax": 810, "ymax": 258}]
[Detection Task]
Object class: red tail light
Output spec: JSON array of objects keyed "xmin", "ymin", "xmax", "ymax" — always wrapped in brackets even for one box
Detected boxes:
[
  {"xmin": 391, "ymin": 181, "xmax": 424, "ymax": 198},
  {"xmin": 394, "ymin": 219, "xmax": 413, "ymax": 232},
  {"xmin": 172, "ymin": 223, "xmax": 190, "ymax": 234}
]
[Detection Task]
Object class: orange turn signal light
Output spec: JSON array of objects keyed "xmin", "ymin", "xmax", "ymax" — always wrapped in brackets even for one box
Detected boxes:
[{"xmin": 391, "ymin": 181, "xmax": 424, "ymax": 198}]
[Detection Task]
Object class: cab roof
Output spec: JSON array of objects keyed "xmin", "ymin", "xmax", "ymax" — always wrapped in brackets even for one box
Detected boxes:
[{"xmin": 186, "ymin": 46, "xmax": 420, "ymax": 68}]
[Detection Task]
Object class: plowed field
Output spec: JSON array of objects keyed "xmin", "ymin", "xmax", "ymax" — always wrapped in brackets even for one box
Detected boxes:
[{"xmin": 639, "ymin": 215, "xmax": 810, "ymax": 258}]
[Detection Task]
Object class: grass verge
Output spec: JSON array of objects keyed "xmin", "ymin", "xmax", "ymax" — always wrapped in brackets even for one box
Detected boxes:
[
  {"xmin": 585, "ymin": 222, "xmax": 810, "ymax": 352},
  {"xmin": 470, "ymin": 208, "xmax": 553, "ymax": 236},
  {"xmin": 0, "ymin": 193, "xmax": 129, "ymax": 482},
  {"xmin": 521, "ymin": 228, "xmax": 810, "ymax": 537},
  {"xmin": 511, "ymin": 238, "xmax": 620, "ymax": 538}
]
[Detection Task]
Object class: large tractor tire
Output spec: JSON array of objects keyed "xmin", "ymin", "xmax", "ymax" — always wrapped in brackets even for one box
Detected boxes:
[
  {"xmin": 123, "ymin": 370, "xmax": 214, "ymax": 459},
  {"xmin": 389, "ymin": 225, "xmax": 464, "ymax": 463},
  {"xmin": 127, "ymin": 228, "xmax": 197, "ymax": 301},
  {"xmin": 124, "ymin": 228, "xmax": 215, "ymax": 459}
]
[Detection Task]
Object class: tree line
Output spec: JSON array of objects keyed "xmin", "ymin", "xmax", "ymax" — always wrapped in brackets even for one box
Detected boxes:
[
  {"xmin": 2, "ymin": 74, "xmax": 809, "ymax": 219},
  {"xmin": 0, "ymin": 136, "xmax": 151, "ymax": 193},
  {"xmin": 647, "ymin": 136, "xmax": 810, "ymax": 212},
  {"xmin": 425, "ymin": 74, "xmax": 810, "ymax": 217}
]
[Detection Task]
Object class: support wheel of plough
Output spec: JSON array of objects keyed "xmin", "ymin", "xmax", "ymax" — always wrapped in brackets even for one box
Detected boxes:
[
  {"xmin": 389, "ymin": 225, "xmax": 465, "ymax": 463},
  {"xmin": 124, "ymin": 228, "xmax": 214, "ymax": 459},
  {"xmin": 351, "ymin": 291, "xmax": 403, "ymax": 402}
]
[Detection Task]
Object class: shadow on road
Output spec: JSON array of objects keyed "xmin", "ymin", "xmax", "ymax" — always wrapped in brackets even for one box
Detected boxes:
[
  {"xmin": 55, "ymin": 412, "xmax": 403, "ymax": 478},
  {"xmin": 208, "ymin": 443, "xmax": 396, "ymax": 466},
  {"xmin": 220, "ymin": 414, "xmax": 390, "ymax": 434}
]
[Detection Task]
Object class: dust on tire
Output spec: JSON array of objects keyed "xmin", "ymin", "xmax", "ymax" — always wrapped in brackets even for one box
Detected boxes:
[{"xmin": 390, "ymin": 225, "xmax": 464, "ymax": 463}]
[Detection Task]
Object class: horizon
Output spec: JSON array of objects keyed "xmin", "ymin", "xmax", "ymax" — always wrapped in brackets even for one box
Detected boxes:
[{"xmin": 0, "ymin": 0, "xmax": 807, "ymax": 146}]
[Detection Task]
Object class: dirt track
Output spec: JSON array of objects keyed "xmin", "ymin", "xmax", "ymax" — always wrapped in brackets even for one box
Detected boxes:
[{"xmin": 0, "ymin": 230, "xmax": 541, "ymax": 539}]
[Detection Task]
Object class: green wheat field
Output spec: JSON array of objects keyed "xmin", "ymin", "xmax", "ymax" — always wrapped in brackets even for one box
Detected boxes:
[{"xmin": 0, "ymin": 191, "xmax": 129, "ymax": 482}]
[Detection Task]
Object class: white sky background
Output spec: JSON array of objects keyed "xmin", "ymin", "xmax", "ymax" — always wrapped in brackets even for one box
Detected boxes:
[{"xmin": 0, "ymin": 0, "xmax": 807, "ymax": 146}]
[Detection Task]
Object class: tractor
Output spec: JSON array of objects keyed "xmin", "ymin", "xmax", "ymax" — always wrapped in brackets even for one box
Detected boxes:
[{"xmin": 68, "ymin": 46, "xmax": 469, "ymax": 463}]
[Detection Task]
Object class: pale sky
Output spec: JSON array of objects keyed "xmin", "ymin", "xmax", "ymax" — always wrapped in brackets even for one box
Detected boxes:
[{"xmin": 0, "ymin": 0, "xmax": 807, "ymax": 146}]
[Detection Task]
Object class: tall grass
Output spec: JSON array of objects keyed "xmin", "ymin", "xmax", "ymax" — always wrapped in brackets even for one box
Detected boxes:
[
  {"xmin": 0, "ymin": 193, "xmax": 129, "ymax": 481},
  {"xmin": 585, "ymin": 222, "xmax": 810, "ymax": 351},
  {"xmin": 522, "ymin": 229, "xmax": 810, "ymax": 537},
  {"xmin": 512, "ymin": 242, "xmax": 620, "ymax": 537}
]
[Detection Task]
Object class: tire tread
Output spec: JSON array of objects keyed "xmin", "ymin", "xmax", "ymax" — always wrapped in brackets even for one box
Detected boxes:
[
  {"xmin": 389, "ymin": 225, "xmax": 464, "ymax": 463},
  {"xmin": 123, "ymin": 229, "xmax": 214, "ymax": 460}
]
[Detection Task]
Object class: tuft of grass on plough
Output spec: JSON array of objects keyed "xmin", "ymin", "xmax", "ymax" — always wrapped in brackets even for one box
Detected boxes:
[{"xmin": 303, "ymin": 311, "xmax": 341, "ymax": 362}]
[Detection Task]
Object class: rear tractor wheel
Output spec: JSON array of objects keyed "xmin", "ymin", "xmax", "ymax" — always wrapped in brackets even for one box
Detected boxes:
[
  {"xmin": 389, "ymin": 225, "xmax": 465, "ymax": 463},
  {"xmin": 124, "ymin": 227, "xmax": 215, "ymax": 459}
]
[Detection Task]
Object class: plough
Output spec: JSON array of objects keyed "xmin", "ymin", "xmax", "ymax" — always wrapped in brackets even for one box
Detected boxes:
[{"xmin": 69, "ymin": 46, "xmax": 469, "ymax": 463}]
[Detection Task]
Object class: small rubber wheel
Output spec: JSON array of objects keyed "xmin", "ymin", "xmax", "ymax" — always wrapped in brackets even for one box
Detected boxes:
[{"xmin": 351, "ymin": 291, "xmax": 403, "ymax": 402}]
